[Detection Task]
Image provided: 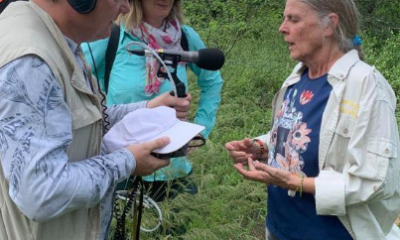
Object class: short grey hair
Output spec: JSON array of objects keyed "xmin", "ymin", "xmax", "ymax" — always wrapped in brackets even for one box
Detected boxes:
[{"xmin": 299, "ymin": 0, "xmax": 364, "ymax": 60}]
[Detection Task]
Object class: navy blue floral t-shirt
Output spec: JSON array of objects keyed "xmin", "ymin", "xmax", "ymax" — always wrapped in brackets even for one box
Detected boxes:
[{"xmin": 266, "ymin": 69, "xmax": 352, "ymax": 240}]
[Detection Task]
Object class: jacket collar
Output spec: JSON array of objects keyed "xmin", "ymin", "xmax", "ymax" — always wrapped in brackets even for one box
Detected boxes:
[
  {"xmin": 328, "ymin": 50, "xmax": 360, "ymax": 81},
  {"xmin": 64, "ymin": 36, "xmax": 79, "ymax": 53}
]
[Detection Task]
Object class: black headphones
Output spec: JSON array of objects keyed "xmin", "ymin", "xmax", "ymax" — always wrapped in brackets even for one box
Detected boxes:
[{"xmin": 68, "ymin": 0, "xmax": 96, "ymax": 14}]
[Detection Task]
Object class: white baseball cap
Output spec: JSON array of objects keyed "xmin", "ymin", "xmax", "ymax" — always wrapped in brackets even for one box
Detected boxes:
[{"xmin": 103, "ymin": 106, "xmax": 205, "ymax": 154}]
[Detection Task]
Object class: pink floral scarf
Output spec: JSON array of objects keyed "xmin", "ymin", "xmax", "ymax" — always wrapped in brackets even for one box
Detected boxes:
[{"xmin": 131, "ymin": 18, "xmax": 183, "ymax": 96}]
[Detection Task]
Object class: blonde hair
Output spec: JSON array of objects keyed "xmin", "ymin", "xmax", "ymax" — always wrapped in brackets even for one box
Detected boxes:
[
  {"xmin": 299, "ymin": 0, "xmax": 364, "ymax": 60},
  {"xmin": 117, "ymin": 0, "xmax": 184, "ymax": 31}
]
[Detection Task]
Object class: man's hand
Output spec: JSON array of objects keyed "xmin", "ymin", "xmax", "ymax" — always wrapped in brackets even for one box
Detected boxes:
[
  {"xmin": 147, "ymin": 92, "xmax": 191, "ymax": 120},
  {"xmin": 126, "ymin": 136, "xmax": 171, "ymax": 176},
  {"xmin": 225, "ymin": 138, "xmax": 263, "ymax": 164}
]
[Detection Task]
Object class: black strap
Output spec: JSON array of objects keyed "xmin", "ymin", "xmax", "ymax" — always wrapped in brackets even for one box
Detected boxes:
[
  {"xmin": 181, "ymin": 28, "xmax": 189, "ymax": 51},
  {"xmin": 104, "ymin": 24, "xmax": 120, "ymax": 94}
]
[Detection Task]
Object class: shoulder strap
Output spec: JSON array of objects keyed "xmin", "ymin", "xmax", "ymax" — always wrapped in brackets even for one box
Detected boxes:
[
  {"xmin": 104, "ymin": 24, "xmax": 120, "ymax": 94},
  {"xmin": 180, "ymin": 28, "xmax": 189, "ymax": 51}
]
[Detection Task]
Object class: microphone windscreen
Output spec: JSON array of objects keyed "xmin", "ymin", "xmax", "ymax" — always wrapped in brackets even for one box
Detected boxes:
[{"xmin": 196, "ymin": 48, "xmax": 225, "ymax": 71}]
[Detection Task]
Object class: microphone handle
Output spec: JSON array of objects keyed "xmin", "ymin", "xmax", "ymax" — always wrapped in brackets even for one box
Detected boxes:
[{"xmin": 169, "ymin": 81, "xmax": 187, "ymax": 98}]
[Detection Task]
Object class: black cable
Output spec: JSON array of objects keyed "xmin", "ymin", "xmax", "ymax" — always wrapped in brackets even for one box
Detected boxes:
[
  {"xmin": 113, "ymin": 177, "xmax": 144, "ymax": 240},
  {"xmin": 86, "ymin": 43, "xmax": 111, "ymax": 132},
  {"xmin": 136, "ymin": 178, "xmax": 144, "ymax": 239},
  {"xmin": 86, "ymin": 43, "xmax": 144, "ymax": 240}
]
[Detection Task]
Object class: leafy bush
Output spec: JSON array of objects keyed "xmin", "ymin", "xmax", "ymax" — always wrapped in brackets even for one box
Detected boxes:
[
  {"xmin": 356, "ymin": 0, "xmax": 400, "ymax": 39},
  {"xmin": 364, "ymin": 33, "xmax": 400, "ymax": 96}
]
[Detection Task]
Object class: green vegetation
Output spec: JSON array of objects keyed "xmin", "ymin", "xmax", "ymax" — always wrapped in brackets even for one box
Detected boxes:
[{"xmin": 112, "ymin": 1, "xmax": 400, "ymax": 239}]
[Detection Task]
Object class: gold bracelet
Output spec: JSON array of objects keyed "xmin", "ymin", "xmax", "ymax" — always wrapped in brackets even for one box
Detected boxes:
[
  {"xmin": 299, "ymin": 174, "xmax": 305, "ymax": 198},
  {"xmin": 288, "ymin": 173, "xmax": 301, "ymax": 197}
]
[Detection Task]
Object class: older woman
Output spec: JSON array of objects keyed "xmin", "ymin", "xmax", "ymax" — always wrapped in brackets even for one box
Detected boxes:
[
  {"xmin": 225, "ymin": 0, "xmax": 400, "ymax": 239},
  {"xmin": 82, "ymin": 0, "xmax": 223, "ymax": 201}
]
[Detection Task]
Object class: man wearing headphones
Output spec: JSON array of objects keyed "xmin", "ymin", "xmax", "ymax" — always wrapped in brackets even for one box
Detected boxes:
[{"xmin": 0, "ymin": 0, "xmax": 191, "ymax": 239}]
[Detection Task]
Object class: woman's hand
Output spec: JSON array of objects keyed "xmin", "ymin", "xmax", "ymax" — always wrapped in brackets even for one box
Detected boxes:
[
  {"xmin": 225, "ymin": 138, "xmax": 265, "ymax": 165},
  {"xmin": 147, "ymin": 92, "xmax": 191, "ymax": 120},
  {"xmin": 235, "ymin": 158, "xmax": 300, "ymax": 191}
]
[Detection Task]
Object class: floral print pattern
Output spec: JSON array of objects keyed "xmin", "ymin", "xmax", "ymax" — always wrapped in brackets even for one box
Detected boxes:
[
  {"xmin": 130, "ymin": 18, "xmax": 183, "ymax": 96},
  {"xmin": 269, "ymin": 88, "xmax": 313, "ymax": 176}
]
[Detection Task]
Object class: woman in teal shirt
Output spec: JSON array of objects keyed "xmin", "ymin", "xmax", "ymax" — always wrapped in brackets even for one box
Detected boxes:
[{"xmin": 82, "ymin": 0, "xmax": 223, "ymax": 201}]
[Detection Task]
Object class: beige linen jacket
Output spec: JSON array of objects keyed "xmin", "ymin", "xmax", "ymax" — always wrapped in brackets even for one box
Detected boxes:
[
  {"xmin": 259, "ymin": 50, "xmax": 400, "ymax": 240},
  {"xmin": 0, "ymin": 2, "xmax": 103, "ymax": 240}
]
